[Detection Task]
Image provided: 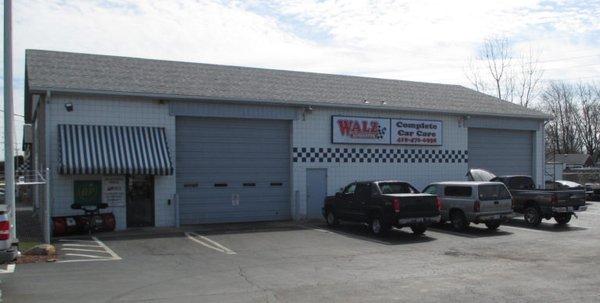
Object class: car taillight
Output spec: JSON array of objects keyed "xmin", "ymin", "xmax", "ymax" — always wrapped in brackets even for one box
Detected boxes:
[
  {"xmin": 0, "ymin": 221, "xmax": 10, "ymax": 241},
  {"xmin": 392, "ymin": 198, "xmax": 401, "ymax": 213},
  {"xmin": 551, "ymin": 194, "xmax": 558, "ymax": 204},
  {"xmin": 474, "ymin": 200, "xmax": 481, "ymax": 213},
  {"xmin": 435, "ymin": 197, "xmax": 442, "ymax": 211}
]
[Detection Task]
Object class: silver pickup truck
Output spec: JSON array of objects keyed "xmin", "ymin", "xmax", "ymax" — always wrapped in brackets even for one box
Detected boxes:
[{"xmin": 423, "ymin": 181, "xmax": 514, "ymax": 231}]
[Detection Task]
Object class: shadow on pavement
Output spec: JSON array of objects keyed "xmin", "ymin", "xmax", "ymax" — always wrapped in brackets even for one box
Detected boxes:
[
  {"xmin": 429, "ymin": 223, "xmax": 513, "ymax": 238},
  {"xmin": 310, "ymin": 222, "xmax": 436, "ymax": 245},
  {"xmin": 505, "ymin": 218, "xmax": 588, "ymax": 232}
]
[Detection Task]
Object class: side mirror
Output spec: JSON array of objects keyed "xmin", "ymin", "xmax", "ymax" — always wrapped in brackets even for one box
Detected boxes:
[{"xmin": 335, "ymin": 192, "xmax": 343, "ymax": 198}]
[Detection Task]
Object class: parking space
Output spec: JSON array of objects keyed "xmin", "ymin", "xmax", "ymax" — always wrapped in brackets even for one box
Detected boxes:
[
  {"xmin": 55, "ymin": 236, "xmax": 121, "ymax": 263},
  {"xmin": 3, "ymin": 207, "xmax": 600, "ymax": 302}
]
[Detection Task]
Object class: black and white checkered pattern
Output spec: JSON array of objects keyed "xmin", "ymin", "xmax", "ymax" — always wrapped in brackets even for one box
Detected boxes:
[{"xmin": 293, "ymin": 147, "xmax": 468, "ymax": 164}]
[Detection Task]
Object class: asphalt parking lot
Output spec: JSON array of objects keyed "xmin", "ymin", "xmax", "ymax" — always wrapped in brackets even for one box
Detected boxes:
[{"xmin": 3, "ymin": 203, "xmax": 600, "ymax": 303}]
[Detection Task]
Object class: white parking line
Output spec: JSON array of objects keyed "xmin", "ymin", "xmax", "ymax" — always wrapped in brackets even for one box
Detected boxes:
[
  {"xmin": 185, "ymin": 232, "xmax": 236, "ymax": 255},
  {"xmin": 428, "ymin": 227, "xmax": 479, "ymax": 238},
  {"xmin": 0, "ymin": 264, "xmax": 15, "ymax": 274},
  {"xmin": 501, "ymin": 225, "xmax": 546, "ymax": 233},
  {"xmin": 584, "ymin": 211, "xmax": 600, "ymax": 216},
  {"xmin": 56, "ymin": 237, "xmax": 121, "ymax": 263}
]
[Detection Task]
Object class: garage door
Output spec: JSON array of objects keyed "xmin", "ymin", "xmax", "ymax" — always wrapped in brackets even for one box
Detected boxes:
[
  {"xmin": 468, "ymin": 128, "xmax": 533, "ymax": 176},
  {"xmin": 176, "ymin": 117, "xmax": 291, "ymax": 224}
]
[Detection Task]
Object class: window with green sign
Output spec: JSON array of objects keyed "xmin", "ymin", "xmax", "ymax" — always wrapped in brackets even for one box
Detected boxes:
[{"xmin": 74, "ymin": 180, "xmax": 102, "ymax": 206}]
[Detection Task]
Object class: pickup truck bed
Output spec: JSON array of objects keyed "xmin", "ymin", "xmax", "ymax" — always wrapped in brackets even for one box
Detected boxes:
[
  {"xmin": 468, "ymin": 169, "xmax": 587, "ymax": 226},
  {"xmin": 323, "ymin": 181, "xmax": 440, "ymax": 236}
]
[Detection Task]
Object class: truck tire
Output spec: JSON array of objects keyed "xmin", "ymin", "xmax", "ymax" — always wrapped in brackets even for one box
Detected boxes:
[
  {"xmin": 524, "ymin": 206, "xmax": 542, "ymax": 227},
  {"xmin": 485, "ymin": 221, "xmax": 501, "ymax": 230},
  {"xmin": 410, "ymin": 224, "xmax": 427, "ymax": 235},
  {"xmin": 450, "ymin": 210, "xmax": 469, "ymax": 231},
  {"xmin": 325, "ymin": 209, "xmax": 339, "ymax": 227},
  {"xmin": 554, "ymin": 213, "xmax": 572, "ymax": 225},
  {"xmin": 369, "ymin": 215, "xmax": 390, "ymax": 236}
]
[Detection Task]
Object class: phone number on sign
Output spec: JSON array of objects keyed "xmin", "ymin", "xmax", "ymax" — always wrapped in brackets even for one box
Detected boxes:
[{"xmin": 396, "ymin": 137, "xmax": 438, "ymax": 144}]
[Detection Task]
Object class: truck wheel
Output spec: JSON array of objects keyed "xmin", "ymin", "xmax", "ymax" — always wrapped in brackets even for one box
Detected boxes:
[
  {"xmin": 485, "ymin": 221, "xmax": 501, "ymax": 230},
  {"xmin": 524, "ymin": 206, "xmax": 542, "ymax": 227},
  {"xmin": 369, "ymin": 216, "xmax": 390, "ymax": 236},
  {"xmin": 410, "ymin": 224, "xmax": 427, "ymax": 235},
  {"xmin": 450, "ymin": 211, "xmax": 469, "ymax": 231},
  {"xmin": 554, "ymin": 213, "xmax": 572, "ymax": 225},
  {"xmin": 325, "ymin": 210, "xmax": 339, "ymax": 227}
]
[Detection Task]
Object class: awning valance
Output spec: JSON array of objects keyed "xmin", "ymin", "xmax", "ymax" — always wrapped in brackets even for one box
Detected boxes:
[{"xmin": 58, "ymin": 124, "xmax": 173, "ymax": 175}]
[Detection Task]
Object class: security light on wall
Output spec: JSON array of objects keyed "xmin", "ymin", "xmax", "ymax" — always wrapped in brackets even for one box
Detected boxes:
[{"xmin": 64, "ymin": 103, "xmax": 74, "ymax": 112}]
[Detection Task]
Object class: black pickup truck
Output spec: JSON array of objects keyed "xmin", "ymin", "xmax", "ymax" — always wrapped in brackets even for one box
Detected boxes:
[
  {"xmin": 468, "ymin": 169, "xmax": 587, "ymax": 226},
  {"xmin": 322, "ymin": 181, "xmax": 441, "ymax": 236}
]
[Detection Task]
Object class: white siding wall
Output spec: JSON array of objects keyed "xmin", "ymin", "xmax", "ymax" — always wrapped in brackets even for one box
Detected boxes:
[
  {"xmin": 46, "ymin": 94, "xmax": 176, "ymax": 230},
  {"xmin": 291, "ymin": 107, "xmax": 469, "ymax": 219}
]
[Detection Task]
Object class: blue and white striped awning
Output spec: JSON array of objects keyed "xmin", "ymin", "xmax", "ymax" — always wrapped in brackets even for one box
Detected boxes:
[{"xmin": 58, "ymin": 124, "xmax": 174, "ymax": 175}]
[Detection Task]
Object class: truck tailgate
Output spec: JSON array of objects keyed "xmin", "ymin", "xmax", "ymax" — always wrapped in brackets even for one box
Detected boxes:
[
  {"xmin": 554, "ymin": 190, "xmax": 586, "ymax": 207},
  {"xmin": 383, "ymin": 193, "xmax": 438, "ymax": 218}
]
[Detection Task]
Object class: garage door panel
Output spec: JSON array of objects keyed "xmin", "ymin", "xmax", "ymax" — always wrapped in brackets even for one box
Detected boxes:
[
  {"xmin": 176, "ymin": 117, "xmax": 291, "ymax": 224},
  {"xmin": 468, "ymin": 128, "xmax": 533, "ymax": 176}
]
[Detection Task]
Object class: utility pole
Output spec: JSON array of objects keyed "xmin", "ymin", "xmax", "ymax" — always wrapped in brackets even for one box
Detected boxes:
[{"xmin": 4, "ymin": 0, "xmax": 16, "ymax": 242}]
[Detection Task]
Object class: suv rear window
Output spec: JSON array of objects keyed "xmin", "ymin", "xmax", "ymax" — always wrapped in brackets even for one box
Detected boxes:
[
  {"xmin": 378, "ymin": 182, "xmax": 419, "ymax": 194},
  {"xmin": 444, "ymin": 186, "xmax": 472, "ymax": 197},
  {"xmin": 478, "ymin": 184, "xmax": 512, "ymax": 200}
]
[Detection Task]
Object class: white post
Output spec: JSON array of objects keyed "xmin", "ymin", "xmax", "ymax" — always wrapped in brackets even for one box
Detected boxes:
[
  {"xmin": 44, "ymin": 168, "xmax": 50, "ymax": 243},
  {"xmin": 3, "ymin": 0, "xmax": 17, "ymax": 243}
]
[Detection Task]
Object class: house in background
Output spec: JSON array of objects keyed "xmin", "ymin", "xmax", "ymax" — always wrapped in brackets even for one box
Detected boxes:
[{"xmin": 546, "ymin": 154, "xmax": 595, "ymax": 170}]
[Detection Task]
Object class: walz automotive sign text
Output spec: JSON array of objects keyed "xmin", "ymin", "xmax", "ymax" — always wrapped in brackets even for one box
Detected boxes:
[
  {"xmin": 332, "ymin": 116, "xmax": 442, "ymax": 146},
  {"xmin": 391, "ymin": 119, "xmax": 442, "ymax": 146},
  {"xmin": 332, "ymin": 116, "xmax": 390, "ymax": 144}
]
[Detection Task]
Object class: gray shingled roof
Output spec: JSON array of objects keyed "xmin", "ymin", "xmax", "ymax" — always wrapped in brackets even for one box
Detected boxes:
[
  {"xmin": 25, "ymin": 49, "xmax": 549, "ymax": 120},
  {"xmin": 547, "ymin": 154, "xmax": 593, "ymax": 166}
]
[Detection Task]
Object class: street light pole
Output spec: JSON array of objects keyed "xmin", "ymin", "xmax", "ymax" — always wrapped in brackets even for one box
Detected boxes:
[{"xmin": 4, "ymin": 0, "xmax": 16, "ymax": 242}]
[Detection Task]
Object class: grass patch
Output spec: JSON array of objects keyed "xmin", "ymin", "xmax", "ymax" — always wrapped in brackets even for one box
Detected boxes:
[{"xmin": 18, "ymin": 241, "xmax": 41, "ymax": 252}]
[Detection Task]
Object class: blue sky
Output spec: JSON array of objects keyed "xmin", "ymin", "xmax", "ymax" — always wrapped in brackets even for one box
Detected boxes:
[{"xmin": 0, "ymin": 0, "xmax": 600, "ymax": 159}]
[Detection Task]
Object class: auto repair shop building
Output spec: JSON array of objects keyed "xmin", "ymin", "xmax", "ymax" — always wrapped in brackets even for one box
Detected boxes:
[{"xmin": 24, "ymin": 50, "xmax": 549, "ymax": 230}]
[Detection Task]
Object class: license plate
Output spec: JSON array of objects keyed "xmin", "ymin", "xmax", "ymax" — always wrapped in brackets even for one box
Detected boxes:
[
  {"xmin": 567, "ymin": 207, "xmax": 573, "ymax": 211},
  {"xmin": 493, "ymin": 215, "xmax": 500, "ymax": 219}
]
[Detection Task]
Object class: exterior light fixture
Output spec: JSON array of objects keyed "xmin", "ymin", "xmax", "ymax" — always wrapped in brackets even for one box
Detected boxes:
[{"xmin": 64, "ymin": 103, "xmax": 74, "ymax": 112}]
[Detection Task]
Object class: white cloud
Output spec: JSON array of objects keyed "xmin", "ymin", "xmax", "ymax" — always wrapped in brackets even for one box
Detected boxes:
[{"xmin": 0, "ymin": 0, "xmax": 599, "ymax": 159}]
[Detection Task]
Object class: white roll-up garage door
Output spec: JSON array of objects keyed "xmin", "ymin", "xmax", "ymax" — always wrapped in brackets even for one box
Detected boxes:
[
  {"xmin": 468, "ymin": 128, "xmax": 533, "ymax": 176},
  {"xmin": 176, "ymin": 117, "xmax": 291, "ymax": 224}
]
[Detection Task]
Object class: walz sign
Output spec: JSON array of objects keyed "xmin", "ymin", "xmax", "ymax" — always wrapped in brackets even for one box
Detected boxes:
[
  {"xmin": 391, "ymin": 119, "xmax": 442, "ymax": 146},
  {"xmin": 332, "ymin": 116, "xmax": 390, "ymax": 144}
]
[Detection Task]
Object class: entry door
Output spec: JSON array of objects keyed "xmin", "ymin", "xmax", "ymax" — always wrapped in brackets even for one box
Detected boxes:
[
  {"xmin": 126, "ymin": 175, "xmax": 155, "ymax": 227},
  {"xmin": 306, "ymin": 169, "xmax": 327, "ymax": 219}
]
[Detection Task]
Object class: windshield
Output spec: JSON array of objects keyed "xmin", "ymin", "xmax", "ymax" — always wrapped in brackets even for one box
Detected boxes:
[
  {"xmin": 479, "ymin": 184, "xmax": 512, "ymax": 200},
  {"xmin": 378, "ymin": 182, "xmax": 419, "ymax": 194}
]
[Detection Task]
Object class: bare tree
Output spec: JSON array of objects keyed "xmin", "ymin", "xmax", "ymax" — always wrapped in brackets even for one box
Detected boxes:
[
  {"xmin": 540, "ymin": 82, "xmax": 581, "ymax": 154},
  {"xmin": 516, "ymin": 49, "xmax": 544, "ymax": 108},
  {"xmin": 481, "ymin": 37, "xmax": 512, "ymax": 100},
  {"xmin": 465, "ymin": 38, "xmax": 544, "ymax": 108},
  {"xmin": 464, "ymin": 57, "xmax": 487, "ymax": 93},
  {"xmin": 573, "ymin": 83, "xmax": 600, "ymax": 161}
]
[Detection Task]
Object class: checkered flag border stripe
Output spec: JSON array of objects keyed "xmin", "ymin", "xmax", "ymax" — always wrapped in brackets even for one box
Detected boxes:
[{"xmin": 292, "ymin": 147, "xmax": 468, "ymax": 164}]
